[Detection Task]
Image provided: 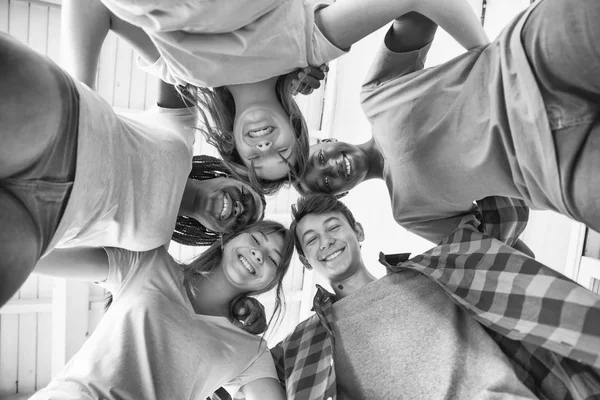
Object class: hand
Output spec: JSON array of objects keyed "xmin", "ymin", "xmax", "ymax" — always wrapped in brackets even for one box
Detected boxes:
[
  {"xmin": 231, "ymin": 296, "xmax": 267, "ymax": 334},
  {"xmin": 291, "ymin": 64, "xmax": 329, "ymax": 95}
]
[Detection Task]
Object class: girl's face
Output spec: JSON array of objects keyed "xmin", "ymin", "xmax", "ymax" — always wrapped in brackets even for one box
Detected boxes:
[
  {"xmin": 233, "ymin": 101, "xmax": 297, "ymax": 181},
  {"xmin": 194, "ymin": 177, "xmax": 264, "ymax": 233},
  {"xmin": 220, "ymin": 230, "xmax": 285, "ymax": 292}
]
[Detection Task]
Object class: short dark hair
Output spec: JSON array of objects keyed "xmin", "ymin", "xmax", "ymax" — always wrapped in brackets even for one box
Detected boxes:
[{"xmin": 290, "ymin": 193, "xmax": 358, "ymax": 257}]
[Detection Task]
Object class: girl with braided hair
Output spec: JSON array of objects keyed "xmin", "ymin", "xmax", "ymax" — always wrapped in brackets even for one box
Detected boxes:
[
  {"xmin": 173, "ymin": 154, "xmax": 267, "ymax": 247},
  {"xmin": 0, "ymin": 18, "xmax": 265, "ymax": 308}
]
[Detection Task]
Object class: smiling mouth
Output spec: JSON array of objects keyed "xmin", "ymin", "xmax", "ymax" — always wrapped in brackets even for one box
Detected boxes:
[
  {"xmin": 247, "ymin": 126, "xmax": 274, "ymax": 138},
  {"xmin": 322, "ymin": 248, "xmax": 344, "ymax": 262},
  {"xmin": 342, "ymin": 154, "xmax": 352, "ymax": 179},
  {"xmin": 239, "ymin": 255, "xmax": 256, "ymax": 274},
  {"xmin": 219, "ymin": 194, "xmax": 230, "ymax": 220}
]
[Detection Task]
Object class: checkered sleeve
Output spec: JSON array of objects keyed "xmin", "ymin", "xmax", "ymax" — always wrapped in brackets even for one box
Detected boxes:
[
  {"xmin": 475, "ymin": 196, "xmax": 529, "ymax": 246},
  {"xmin": 401, "ymin": 216, "xmax": 600, "ymax": 369},
  {"xmin": 277, "ymin": 314, "xmax": 336, "ymax": 400}
]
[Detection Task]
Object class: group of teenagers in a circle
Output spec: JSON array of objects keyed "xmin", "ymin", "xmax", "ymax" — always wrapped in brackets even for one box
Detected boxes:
[{"xmin": 2, "ymin": 0, "xmax": 600, "ymax": 398}]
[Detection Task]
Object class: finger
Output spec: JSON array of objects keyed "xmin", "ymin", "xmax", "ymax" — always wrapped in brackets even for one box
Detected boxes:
[
  {"xmin": 306, "ymin": 67, "xmax": 325, "ymax": 81},
  {"xmin": 295, "ymin": 84, "xmax": 314, "ymax": 96},
  {"xmin": 232, "ymin": 303, "xmax": 247, "ymax": 317},
  {"xmin": 319, "ymin": 64, "xmax": 329, "ymax": 73},
  {"xmin": 303, "ymin": 76, "xmax": 322, "ymax": 90},
  {"xmin": 232, "ymin": 319, "xmax": 246, "ymax": 329}
]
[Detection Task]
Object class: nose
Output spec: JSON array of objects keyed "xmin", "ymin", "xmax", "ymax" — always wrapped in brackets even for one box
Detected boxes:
[
  {"xmin": 255, "ymin": 140, "xmax": 272, "ymax": 152},
  {"xmin": 233, "ymin": 200, "xmax": 245, "ymax": 217},
  {"xmin": 250, "ymin": 248, "xmax": 263, "ymax": 264},
  {"xmin": 319, "ymin": 236, "xmax": 334, "ymax": 250},
  {"xmin": 317, "ymin": 157, "xmax": 337, "ymax": 176}
]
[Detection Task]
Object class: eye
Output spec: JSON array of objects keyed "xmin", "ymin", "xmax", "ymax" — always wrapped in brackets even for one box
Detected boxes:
[
  {"xmin": 250, "ymin": 234, "xmax": 260, "ymax": 245},
  {"xmin": 306, "ymin": 237, "xmax": 317, "ymax": 246},
  {"xmin": 268, "ymin": 256, "xmax": 279, "ymax": 267},
  {"xmin": 328, "ymin": 225, "xmax": 340, "ymax": 231},
  {"xmin": 318, "ymin": 150, "xmax": 325, "ymax": 164}
]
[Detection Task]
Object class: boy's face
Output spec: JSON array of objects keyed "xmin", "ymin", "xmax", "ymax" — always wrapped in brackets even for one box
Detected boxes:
[
  {"xmin": 297, "ymin": 140, "xmax": 369, "ymax": 195},
  {"xmin": 295, "ymin": 211, "xmax": 364, "ymax": 282}
]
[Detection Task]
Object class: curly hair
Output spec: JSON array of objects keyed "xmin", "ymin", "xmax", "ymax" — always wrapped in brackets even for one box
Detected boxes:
[
  {"xmin": 171, "ymin": 155, "xmax": 267, "ymax": 246},
  {"xmin": 182, "ymin": 220, "xmax": 295, "ymax": 332},
  {"xmin": 179, "ymin": 73, "xmax": 310, "ymax": 196}
]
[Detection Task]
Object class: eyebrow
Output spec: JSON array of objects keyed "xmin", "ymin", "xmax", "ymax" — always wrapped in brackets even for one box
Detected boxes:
[{"xmin": 259, "ymin": 231, "xmax": 282, "ymax": 259}]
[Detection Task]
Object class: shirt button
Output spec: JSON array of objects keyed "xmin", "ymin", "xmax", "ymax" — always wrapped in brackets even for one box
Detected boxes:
[
  {"xmin": 327, "ymin": 397, "xmax": 333, "ymax": 400},
  {"xmin": 330, "ymin": 359, "xmax": 334, "ymax": 367}
]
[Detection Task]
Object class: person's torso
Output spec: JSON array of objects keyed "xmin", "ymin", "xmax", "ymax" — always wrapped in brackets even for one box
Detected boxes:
[
  {"xmin": 31, "ymin": 248, "xmax": 266, "ymax": 400},
  {"xmin": 126, "ymin": 0, "xmax": 344, "ymax": 87},
  {"xmin": 332, "ymin": 272, "xmax": 534, "ymax": 399},
  {"xmin": 362, "ymin": 5, "xmax": 562, "ymax": 229},
  {"xmin": 47, "ymin": 83, "xmax": 195, "ymax": 253}
]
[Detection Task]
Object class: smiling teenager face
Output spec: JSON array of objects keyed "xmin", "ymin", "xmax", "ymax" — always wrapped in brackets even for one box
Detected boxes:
[
  {"xmin": 233, "ymin": 101, "xmax": 297, "ymax": 181},
  {"xmin": 296, "ymin": 211, "xmax": 364, "ymax": 282},
  {"xmin": 297, "ymin": 139, "xmax": 370, "ymax": 195},
  {"xmin": 193, "ymin": 177, "xmax": 264, "ymax": 233},
  {"xmin": 220, "ymin": 229, "xmax": 286, "ymax": 292}
]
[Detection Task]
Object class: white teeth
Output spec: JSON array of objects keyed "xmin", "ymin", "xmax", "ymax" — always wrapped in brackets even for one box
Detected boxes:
[
  {"xmin": 248, "ymin": 126, "xmax": 274, "ymax": 138},
  {"xmin": 220, "ymin": 196, "xmax": 229, "ymax": 219},
  {"xmin": 343, "ymin": 156, "xmax": 351, "ymax": 176},
  {"xmin": 239, "ymin": 255, "xmax": 256, "ymax": 274},
  {"xmin": 324, "ymin": 249, "xmax": 343, "ymax": 261}
]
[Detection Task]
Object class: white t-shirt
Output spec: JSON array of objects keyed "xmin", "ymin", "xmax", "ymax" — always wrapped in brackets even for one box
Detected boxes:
[
  {"xmin": 100, "ymin": 0, "xmax": 346, "ymax": 86},
  {"xmin": 45, "ymin": 80, "xmax": 196, "ymax": 255},
  {"xmin": 30, "ymin": 247, "xmax": 276, "ymax": 400}
]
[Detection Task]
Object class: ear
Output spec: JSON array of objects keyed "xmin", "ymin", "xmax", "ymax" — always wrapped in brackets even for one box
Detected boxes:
[
  {"xmin": 299, "ymin": 255, "xmax": 312, "ymax": 270},
  {"xmin": 354, "ymin": 222, "xmax": 365, "ymax": 243}
]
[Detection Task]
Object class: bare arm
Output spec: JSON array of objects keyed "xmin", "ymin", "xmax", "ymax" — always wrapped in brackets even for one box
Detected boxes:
[
  {"xmin": 61, "ymin": 0, "xmax": 159, "ymax": 88},
  {"xmin": 34, "ymin": 247, "xmax": 109, "ymax": 282},
  {"xmin": 316, "ymin": 0, "xmax": 488, "ymax": 52},
  {"xmin": 240, "ymin": 378, "xmax": 285, "ymax": 400},
  {"xmin": 61, "ymin": 0, "xmax": 111, "ymax": 88}
]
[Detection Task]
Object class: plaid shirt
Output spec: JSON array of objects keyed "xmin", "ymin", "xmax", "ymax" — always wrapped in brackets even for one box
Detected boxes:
[{"xmin": 271, "ymin": 197, "xmax": 600, "ymax": 400}]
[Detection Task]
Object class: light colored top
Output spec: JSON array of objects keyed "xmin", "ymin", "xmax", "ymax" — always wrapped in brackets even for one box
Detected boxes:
[
  {"xmin": 99, "ymin": 0, "xmax": 346, "ymax": 86},
  {"xmin": 360, "ymin": 3, "xmax": 562, "ymax": 244},
  {"xmin": 332, "ymin": 271, "xmax": 536, "ymax": 399},
  {"xmin": 45, "ymin": 80, "xmax": 196, "ymax": 255},
  {"xmin": 30, "ymin": 246, "xmax": 276, "ymax": 400}
]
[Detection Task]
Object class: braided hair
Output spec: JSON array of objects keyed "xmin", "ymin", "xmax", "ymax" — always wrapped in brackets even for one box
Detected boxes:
[{"xmin": 171, "ymin": 155, "xmax": 267, "ymax": 246}]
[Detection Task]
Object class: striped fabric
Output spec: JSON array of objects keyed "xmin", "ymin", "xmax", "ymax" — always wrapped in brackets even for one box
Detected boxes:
[{"xmin": 271, "ymin": 197, "xmax": 600, "ymax": 400}]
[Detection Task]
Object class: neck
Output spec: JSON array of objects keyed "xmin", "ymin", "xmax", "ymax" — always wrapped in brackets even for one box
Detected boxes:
[
  {"xmin": 227, "ymin": 77, "xmax": 279, "ymax": 108},
  {"xmin": 357, "ymin": 138, "xmax": 385, "ymax": 181},
  {"xmin": 330, "ymin": 264, "xmax": 377, "ymax": 299},
  {"xmin": 186, "ymin": 270, "xmax": 241, "ymax": 318}
]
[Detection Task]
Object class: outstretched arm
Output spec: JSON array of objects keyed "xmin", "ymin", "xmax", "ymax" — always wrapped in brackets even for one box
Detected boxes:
[
  {"xmin": 35, "ymin": 247, "xmax": 109, "ymax": 282},
  {"xmin": 61, "ymin": 0, "xmax": 159, "ymax": 88},
  {"xmin": 316, "ymin": 0, "xmax": 488, "ymax": 52}
]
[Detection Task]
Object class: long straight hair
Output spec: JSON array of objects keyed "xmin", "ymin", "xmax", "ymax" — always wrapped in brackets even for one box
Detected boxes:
[
  {"xmin": 182, "ymin": 220, "xmax": 295, "ymax": 331},
  {"xmin": 179, "ymin": 74, "xmax": 309, "ymax": 195}
]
